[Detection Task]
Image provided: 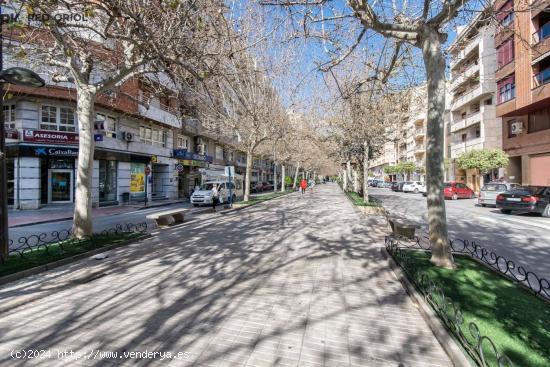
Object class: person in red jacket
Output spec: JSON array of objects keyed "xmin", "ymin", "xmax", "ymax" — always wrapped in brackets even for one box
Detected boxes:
[{"xmin": 300, "ymin": 178, "xmax": 308, "ymax": 196}]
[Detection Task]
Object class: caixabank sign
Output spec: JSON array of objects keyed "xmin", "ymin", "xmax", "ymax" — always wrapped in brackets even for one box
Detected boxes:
[
  {"xmin": 18, "ymin": 145, "xmax": 79, "ymax": 158},
  {"xmin": 23, "ymin": 130, "xmax": 79, "ymax": 145}
]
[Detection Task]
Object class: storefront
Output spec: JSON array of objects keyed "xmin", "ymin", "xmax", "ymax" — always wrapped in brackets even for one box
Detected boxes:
[
  {"xmin": 173, "ymin": 149, "xmax": 213, "ymax": 197},
  {"xmin": 99, "ymin": 160, "xmax": 117, "ymax": 204}
]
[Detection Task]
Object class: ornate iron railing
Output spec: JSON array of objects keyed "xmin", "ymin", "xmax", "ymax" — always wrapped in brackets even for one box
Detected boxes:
[
  {"xmin": 388, "ymin": 232, "xmax": 550, "ymax": 302},
  {"xmin": 1, "ymin": 222, "xmax": 148, "ymax": 263},
  {"xmin": 385, "ymin": 237, "xmax": 514, "ymax": 367}
]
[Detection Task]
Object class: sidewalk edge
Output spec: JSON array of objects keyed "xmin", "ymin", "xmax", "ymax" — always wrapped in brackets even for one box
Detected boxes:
[
  {"xmin": 0, "ymin": 234, "xmax": 151, "ymax": 286},
  {"xmin": 380, "ymin": 247, "xmax": 473, "ymax": 367}
]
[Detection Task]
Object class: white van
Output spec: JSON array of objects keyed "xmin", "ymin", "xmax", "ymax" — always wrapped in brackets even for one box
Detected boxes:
[{"xmin": 190, "ymin": 178, "xmax": 243, "ymax": 207}]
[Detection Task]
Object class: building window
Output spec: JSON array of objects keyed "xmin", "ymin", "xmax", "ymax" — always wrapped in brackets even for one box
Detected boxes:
[
  {"xmin": 96, "ymin": 114, "xmax": 117, "ymax": 138},
  {"xmin": 215, "ymin": 146, "xmax": 223, "ymax": 160},
  {"xmin": 3, "ymin": 104, "xmax": 15, "ymax": 129},
  {"xmin": 497, "ymin": 38, "xmax": 514, "ymax": 69},
  {"xmin": 475, "ymin": 128, "xmax": 480, "ymax": 138},
  {"xmin": 140, "ymin": 126, "xmax": 166, "ymax": 147},
  {"xmin": 461, "ymin": 134, "xmax": 467, "ymax": 142},
  {"xmin": 40, "ymin": 105, "xmax": 76, "ymax": 132},
  {"xmin": 485, "ymin": 98, "xmax": 492, "ymax": 105},
  {"xmin": 528, "ymin": 108, "xmax": 550, "ymax": 133},
  {"xmin": 497, "ymin": 75, "xmax": 515, "ymax": 104},
  {"xmin": 176, "ymin": 135, "xmax": 189, "ymax": 149},
  {"xmin": 497, "ymin": 0, "xmax": 514, "ymax": 27}
]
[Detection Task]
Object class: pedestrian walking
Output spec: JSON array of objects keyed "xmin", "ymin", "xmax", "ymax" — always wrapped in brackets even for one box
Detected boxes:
[
  {"xmin": 211, "ymin": 184, "xmax": 219, "ymax": 210},
  {"xmin": 300, "ymin": 178, "xmax": 308, "ymax": 196},
  {"xmin": 308, "ymin": 178, "xmax": 315, "ymax": 193}
]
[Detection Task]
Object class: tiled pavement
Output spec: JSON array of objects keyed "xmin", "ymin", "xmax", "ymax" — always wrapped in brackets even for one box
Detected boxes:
[{"xmin": 0, "ymin": 184, "xmax": 452, "ymax": 366}]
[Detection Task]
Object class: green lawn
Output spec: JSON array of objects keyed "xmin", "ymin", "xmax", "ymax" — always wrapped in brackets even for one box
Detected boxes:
[
  {"xmin": 0, "ymin": 232, "xmax": 143, "ymax": 277},
  {"xmin": 402, "ymin": 251, "xmax": 550, "ymax": 367},
  {"xmin": 345, "ymin": 191, "xmax": 381, "ymax": 207}
]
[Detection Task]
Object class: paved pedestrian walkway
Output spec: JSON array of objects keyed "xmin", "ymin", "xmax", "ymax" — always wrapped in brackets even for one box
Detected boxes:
[
  {"xmin": 0, "ymin": 184, "xmax": 451, "ymax": 366},
  {"xmin": 8, "ymin": 199, "xmax": 187, "ymax": 227}
]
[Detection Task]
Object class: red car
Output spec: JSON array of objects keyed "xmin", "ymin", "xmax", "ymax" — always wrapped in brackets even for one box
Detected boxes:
[{"xmin": 443, "ymin": 182, "xmax": 475, "ymax": 200}]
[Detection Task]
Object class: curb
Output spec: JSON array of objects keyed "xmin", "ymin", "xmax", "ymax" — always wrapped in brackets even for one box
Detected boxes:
[
  {"xmin": 8, "ymin": 201, "xmax": 189, "ymax": 228},
  {"xmin": 380, "ymin": 247, "xmax": 473, "ymax": 367},
  {"xmin": 9, "ymin": 216, "xmax": 73, "ymax": 228},
  {"xmin": 0, "ymin": 234, "xmax": 151, "ymax": 286}
]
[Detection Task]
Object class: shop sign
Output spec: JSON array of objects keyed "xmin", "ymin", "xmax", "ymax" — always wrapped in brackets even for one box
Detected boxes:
[
  {"xmin": 178, "ymin": 159, "xmax": 207, "ymax": 168},
  {"xmin": 5, "ymin": 129, "xmax": 19, "ymax": 139},
  {"xmin": 18, "ymin": 145, "xmax": 79, "ymax": 157},
  {"xmin": 23, "ymin": 130, "xmax": 79, "ymax": 145},
  {"xmin": 151, "ymin": 155, "xmax": 158, "ymax": 163},
  {"xmin": 130, "ymin": 163, "xmax": 146, "ymax": 193},
  {"xmin": 175, "ymin": 163, "xmax": 184, "ymax": 173},
  {"xmin": 173, "ymin": 149, "xmax": 213, "ymax": 163},
  {"xmin": 94, "ymin": 134, "xmax": 103, "ymax": 142}
]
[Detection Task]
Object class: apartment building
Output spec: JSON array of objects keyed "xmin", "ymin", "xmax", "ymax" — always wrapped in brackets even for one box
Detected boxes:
[
  {"xmin": 404, "ymin": 87, "xmax": 428, "ymax": 181},
  {"xmin": 448, "ymin": 11, "xmax": 502, "ymax": 192},
  {"xmin": 494, "ymin": 0, "xmax": 550, "ymax": 186}
]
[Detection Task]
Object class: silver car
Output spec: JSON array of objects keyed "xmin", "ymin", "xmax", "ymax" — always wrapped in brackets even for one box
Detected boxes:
[{"xmin": 478, "ymin": 182, "xmax": 520, "ymax": 207}]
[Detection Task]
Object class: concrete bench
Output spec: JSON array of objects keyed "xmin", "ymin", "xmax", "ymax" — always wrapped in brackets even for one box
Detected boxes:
[
  {"xmin": 387, "ymin": 216, "xmax": 417, "ymax": 239},
  {"xmin": 146, "ymin": 209, "xmax": 188, "ymax": 227}
]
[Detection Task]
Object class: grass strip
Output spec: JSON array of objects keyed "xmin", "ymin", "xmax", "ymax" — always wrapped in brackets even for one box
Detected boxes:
[
  {"xmin": 345, "ymin": 191, "xmax": 381, "ymax": 207},
  {"xmin": 0, "ymin": 232, "xmax": 143, "ymax": 277},
  {"xmin": 402, "ymin": 250, "xmax": 550, "ymax": 367}
]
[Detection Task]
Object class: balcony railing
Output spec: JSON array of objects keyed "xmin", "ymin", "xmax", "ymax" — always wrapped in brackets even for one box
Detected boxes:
[
  {"xmin": 533, "ymin": 22, "xmax": 550, "ymax": 44},
  {"xmin": 533, "ymin": 67, "xmax": 550, "ymax": 87}
]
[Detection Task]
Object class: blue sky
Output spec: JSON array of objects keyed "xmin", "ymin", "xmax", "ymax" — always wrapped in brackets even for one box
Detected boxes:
[{"xmin": 237, "ymin": 0, "xmax": 488, "ymax": 111}]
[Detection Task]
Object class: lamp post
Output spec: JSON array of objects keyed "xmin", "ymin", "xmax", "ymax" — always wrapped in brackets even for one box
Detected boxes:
[{"xmin": 1, "ymin": 9, "xmax": 46, "ymax": 259}]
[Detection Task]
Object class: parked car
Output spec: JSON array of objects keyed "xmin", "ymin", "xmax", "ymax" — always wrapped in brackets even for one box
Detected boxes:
[
  {"xmin": 262, "ymin": 181, "xmax": 274, "ymax": 191},
  {"xmin": 191, "ymin": 181, "xmax": 241, "ymax": 206},
  {"xmin": 379, "ymin": 182, "xmax": 392, "ymax": 188},
  {"xmin": 496, "ymin": 186, "xmax": 550, "ymax": 216},
  {"xmin": 478, "ymin": 182, "xmax": 520, "ymax": 207},
  {"xmin": 403, "ymin": 181, "xmax": 425, "ymax": 194},
  {"xmin": 251, "ymin": 182, "xmax": 264, "ymax": 193},
  {"xmin": 369, "ymin": 179, "xmax": 384, "ymax": 187},
  {"xmin": 443, "ymin": 182, "xmax": 475, "ymax": 200},
  {"xmin": 391, "ymin": 181, "xmax": 401, "ymax": 191}
]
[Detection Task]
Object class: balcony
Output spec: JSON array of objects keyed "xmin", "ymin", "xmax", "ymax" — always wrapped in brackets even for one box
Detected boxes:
[
  {"xmin": 532, "ymin": 0, "xmax": 550, "ymax": 19},
  {"xmin": 450, "ymin": 62, "xmax": 480, "ymax": 91},
  {"xmin": 531, "ymin": 67, "xmax": 550, "ymax": 104},
  {"xmin": 414, "ymin": 128, "xmax": 425, "ymax": 138},
  {"xmin": 450, "ymin": 109, "xmax": 486, "ymax": 133},
  {"xmin": 137, "ymin": 101, "xmax": 181, "ymax": 128},
  {"xmin": 414, "ymin": 144, "xmax": 425, "ymax": 155},
  {"xmin": 450, "ymin": 37, "xmax": 480, "ymax": 71},
  {"xmin": 532, "ymin": 23, "xmax": 550, "ymax": 60},
  {"xmin": 451, "ymin": 85, "xmax": 481, "ymax": 110}
]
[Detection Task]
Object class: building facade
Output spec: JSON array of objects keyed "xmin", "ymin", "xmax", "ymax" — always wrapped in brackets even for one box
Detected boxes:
[
  {"xmin": 494, "ymin": 0, "xmax": 550, "ymax": 186},
  {"xmin": 448, "ymin": 12, "xmax": 502, "ymax": 192}
]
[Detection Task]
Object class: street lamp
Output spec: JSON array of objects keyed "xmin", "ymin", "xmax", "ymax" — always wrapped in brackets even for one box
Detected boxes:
[{"xmin": 0, "ymin": 67, "xmax": 46, "ymax": 260}]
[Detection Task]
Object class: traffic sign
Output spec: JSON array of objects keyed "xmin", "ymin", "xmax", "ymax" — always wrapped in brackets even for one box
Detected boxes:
[{"xmin": 175, "ymin": 163, "xmax": 184, "ymax": 173}]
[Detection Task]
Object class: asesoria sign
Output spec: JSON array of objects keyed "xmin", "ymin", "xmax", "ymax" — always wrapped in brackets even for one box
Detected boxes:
[{"xmin": 23, "ymin": 130, "xmax": 79, "ymax": 145}]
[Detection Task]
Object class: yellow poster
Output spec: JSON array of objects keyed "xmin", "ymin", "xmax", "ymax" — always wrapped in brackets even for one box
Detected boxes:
[{"xmin": 130, "ymin": 163, "xmax": 145, "ymax": 193}]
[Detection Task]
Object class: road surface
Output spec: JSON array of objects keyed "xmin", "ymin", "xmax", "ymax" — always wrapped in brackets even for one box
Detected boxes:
[{"xmin": 370, "ymin": 187, "xmax": 550, "ymax": 279}]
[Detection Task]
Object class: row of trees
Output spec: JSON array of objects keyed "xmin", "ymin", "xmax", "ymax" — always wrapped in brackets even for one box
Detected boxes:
[{"xmin": 6, "ymin": 0, "xmax": 333, "ymax": 240}]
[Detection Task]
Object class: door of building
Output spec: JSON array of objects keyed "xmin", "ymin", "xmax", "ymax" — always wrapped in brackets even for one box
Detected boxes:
[{"xmin": 48, "ymin": 169, "xmax": 73, "ymax": 203}]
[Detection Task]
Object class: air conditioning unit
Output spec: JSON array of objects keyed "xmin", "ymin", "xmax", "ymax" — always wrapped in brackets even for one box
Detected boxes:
[
  {"xmin": 122, "ymin": 131, "xmax": 133, "ymax": 142},
  {"xmin": 510, "ymin": 121, "xmax": 523, "ymax": 134}
]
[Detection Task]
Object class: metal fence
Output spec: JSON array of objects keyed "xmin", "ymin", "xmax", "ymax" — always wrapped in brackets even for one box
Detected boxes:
[
  {"xmin": 387, "ymin": 232, "xmax": 550, "ymax": 302},
  {"xmin": 2, "ymin": 222, "xmax": 148, "ymax": 263},
  {"xmin": 385, "ymin": 236, "xmax": 514, "ymax": 367}
]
